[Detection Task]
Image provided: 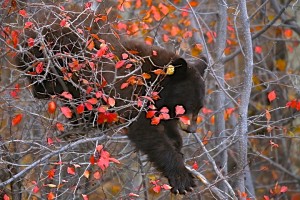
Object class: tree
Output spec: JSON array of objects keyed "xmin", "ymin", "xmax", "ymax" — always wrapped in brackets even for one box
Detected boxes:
[{"xmin": 0, "ymin": 0, "xmax": 300, "ymax": 199}]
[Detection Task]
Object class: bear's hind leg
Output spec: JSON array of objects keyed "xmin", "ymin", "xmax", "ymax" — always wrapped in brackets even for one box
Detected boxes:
[{"xmin": 127, "ymin": 116, "xmax": 195, "ymax": 194}]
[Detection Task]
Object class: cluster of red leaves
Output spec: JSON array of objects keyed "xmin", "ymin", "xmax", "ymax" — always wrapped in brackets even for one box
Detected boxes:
[
  {"xmin": 146, "ymin": 104, "xmax": 190, "ymax": 125},
  {"xmin": 90, "ymin": 145, "xmax": 120, "ymax": 171},
  {"xmin": 150, "ymin": 179, "xmax": 171, "ymax": 193},
  {"xmin": 264, "ymin": 183, "xmax": 288, "ymax": 200},
  {"xmin": 57, "ymin": 90, "xmax": 118, "ymax": 124},
  {"xmin": 9, "ymin": 83, "xmax": 20, "ymax": 98},
  {"xmin": 286, "ymin": 99, "xmax": 300, "ymax": 111}
]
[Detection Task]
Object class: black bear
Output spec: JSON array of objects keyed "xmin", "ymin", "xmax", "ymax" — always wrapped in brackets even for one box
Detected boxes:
[{"xmin": 16, "ymin": 14, "xmax": 207, "ymax": 194}]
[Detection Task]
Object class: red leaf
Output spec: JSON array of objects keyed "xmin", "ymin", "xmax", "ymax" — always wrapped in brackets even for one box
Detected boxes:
[
  {"xmin": 3, "ymin": 194, "xmax": 10, "ymax": 200},
  {"xmin": 151, "ymin": 117, "xmax": 161, "ymax": 125},
  {"xmin": 67, "ymin": 166, "xmax": 75, "ymax": 175},
  {"xmin": 115, "ymin": 60, "xmax": 126, "ymax": 69},
  {"xmin": 27, "ymin": 38, "xmax": 34, "ymax": 47},
  {"xmin": 76, "ymin": 104, "xmax": 84, "ymax": 114},
  {"xmin": 175, "ymin": 105, "xmax": 185, "ymax": 115},
  {"xmin": 192, "ymin": 161, "xmax": 199, "ymax": 170},
  {"xmin": 90, "ymin": 155, "xmax": 95, "ymax": 165},
  {"xmin": 146, "ymin": 110, "xmax": 156, "ymax": 118},
  {"xmin": 24, "ymin": 21, "xmax": 33, "ymax": 29},
  {"xmin": 84, "ymin": 102, "xmax": 93, "ymax": 111},
  {"xmin": 122, "ymin": 53, "xmax": 128, "ymax": 59},
  {"xmin": 33, "ymin": 185, "xmax": 40, "ymax": 193},
  {"xmin": 47, "ymin": 169, "xmax": 55, "ymax": 179},
  {"xmin": 56, "ymin": 123, "xmax": 64, "ymax": 131},
  {"xmin": 159, "ymin": 113, "xmax": 170, "ymax": 120},
  {"xmin": 96, "ymin": 45, "xmax": 108, "ymax": 57},
  {"xmin": 268, "ymin": 90, "xmax": 276, "ymax": 102},
  {"xmin": 97, "ymin": 157, "xmax": 109, "ymax": 171},
  {"xmin": 109, "ymin": 157, "xmax": 120, "ymax": 164},
  {"xmin": 108, "ymin": 97, "xmax": 115, "ymax": 107},
  {"xmin": 19, "ymin": 9, "xmax": 27, "ymax": 17},
  {"xmin": 202, "ymin": 107, "xmax": 213, "ymax": 114},
  {"xmin": 160, "ymin": 107, "xmax": 169, "ymax": 113},
  {"xmin": 280, "ymin": 186, "xmax": 288, "ymax": 193},
  {"xmin": 95, "ymin": 91, "xmax": 103, "ymax": 98},
  {"xmin": 161, "ymin": 184, "xmax": 171, "ymax": 190},
  {"xmin": 82, "ymin": 194, "xmax": 89, "ymax": 200},
  {"xmin": 96, "ymin": 145, "xmax": 103, "ymax": 152},
  {"xmin": 263, "ymin": 195, "xmax": 270, "ymax": 200},
  {"xmin": 47, "ymin": 137, "xmax": 54, "ymax": 145},
  {"xmin": 255, "ymin": 46, "xmax": 262, "ymax": 54},
  {"xmin": 48, "ymin": 101, "xmax": 56, "ymax": 114},
  {"xmin": 60, "ymin": 91, "xmax": 73, "ymax": 100},
  {"xmin": 12, "ymin": 114, "xmax": 22, "ymax": 126},
  {"xmin": 179, "ymin": 116, "xmax": 190, "ymax": 125},
  {"xmin": 152, "ymin": 184, "xmax": 161, "ymax": 193},
  {"xmin": 121, "ymin": 82, "xmax": 129, "ymax": 89},
  {"xmin": 60, "ymin": 107, "xmax": 72, "ymax": 118},
  {"xmin": 129, "ymin": 193, "xmax": 139, "ymax": 197},
  {"xmin": 36, "ymin": 62, "xmax": 43, "ymax": 74},
  {"xmin": 60, "ymin": 19, "xmax": 69, "ymax": 27},
  {"xmin": 106, "ymin": 113, "xmax": 118, "ymax": 123}
]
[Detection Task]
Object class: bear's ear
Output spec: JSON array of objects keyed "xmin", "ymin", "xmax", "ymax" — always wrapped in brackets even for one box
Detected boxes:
[{"xmin": 170, "ymin": 58, "xmax": 188, "ymax": 80}]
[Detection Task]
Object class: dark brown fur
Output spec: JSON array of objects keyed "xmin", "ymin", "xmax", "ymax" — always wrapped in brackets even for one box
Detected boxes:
[{"xmin": 16, "ymin": 9, "xmax": 207, "ymax": 194}]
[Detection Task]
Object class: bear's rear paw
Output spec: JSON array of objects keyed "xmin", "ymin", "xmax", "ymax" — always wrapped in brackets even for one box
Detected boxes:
[{"xmin": 167, "ymin": 168, "xmax": 196, "ymax": 195}]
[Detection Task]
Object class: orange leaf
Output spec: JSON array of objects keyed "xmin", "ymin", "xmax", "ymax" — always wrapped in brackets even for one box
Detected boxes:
[
  {"xmin": 87, "ymin": 39, "xmax": 95, "ymax": 51},
  {"xmin": 158, "ymin": 3, "xmax": 169, "ymax": 15},
  {"xmin": 275, "ymin": 59, "xmax": 286, "ymax": 71},
  {"xmin": 284, "ymin": 29, "xmax": 293, "ymax": 39},
  {"xmin": 93, "ymin": 171, "xmax": 101, "ymax": 180},
  {"xmin": 268, "ymin": 90, "xmax": 276, "ymax": 102},
  {"xmin": 56, "ymin": 123, "xmax": 64, "ymax": 131},
  {"xmin": 151, "ymin": 117, "xmax": 161, "ymax": 125},
  {"xmin": 87, "ymin": 98, "xmax": 98, "ymax": 105},
  {"xmin": 60, "ymin": 107, "xmax": 72, "ymax": 118},
  {"xmin": 83, "ymin": 170, "xmax": 90, "ymax": 178},
  {"xmin": 179, "ymin": 116, "xmax": 190, "ymax": 125},
  {"xmin": 12, "ymin": 114, "xmax": 22, "ymax": 126},
  {"xmin": 142, "ymin": 73, "xmax": 151, "ymax": 79},
  {"xmin": 146, "ymin": 110, "xmax": 156, "ymax": 118},
  {"xmin": 190, "ymin": 1, "xmax": 199, "ymax": 7},
  {"xmin": 48, "ymin": 101, "xmax": 56, "ymax": 114},
  {"xmin": 48, "ymin": 192, "xmax": 55, "ymax": 200},
  {"xmin": 265, "ymin": 109, "xmax": 271, "ymax": 121},
  {"xmin": 153, "ymin": 69, "xmax": 165, "ymax": 75}
]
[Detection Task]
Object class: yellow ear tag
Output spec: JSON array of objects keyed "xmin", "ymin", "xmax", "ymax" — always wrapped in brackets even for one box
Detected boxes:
[{"xmin": 166, "ymin": 65, "xmax": 175, "ymax": 75}]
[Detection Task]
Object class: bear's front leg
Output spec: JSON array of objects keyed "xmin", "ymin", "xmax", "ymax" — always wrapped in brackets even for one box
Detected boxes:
[{"xmin": 127, "ymin": 116, "xmax": 196, "ymax": 194}]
